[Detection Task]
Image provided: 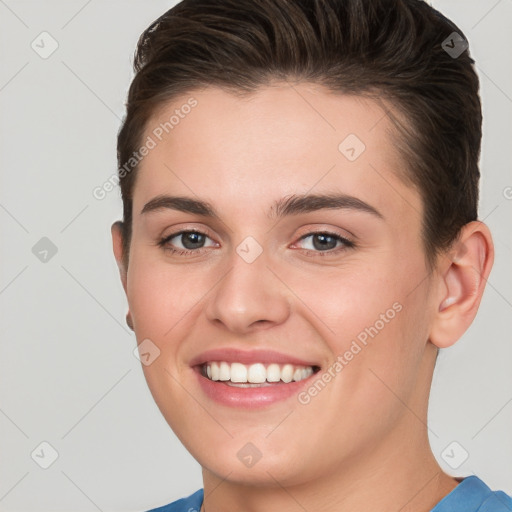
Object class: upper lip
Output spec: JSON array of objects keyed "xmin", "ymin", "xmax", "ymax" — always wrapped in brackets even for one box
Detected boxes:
[{"xmin": 189, "ymin": 348, "xmax": 320, "ymax": 368}]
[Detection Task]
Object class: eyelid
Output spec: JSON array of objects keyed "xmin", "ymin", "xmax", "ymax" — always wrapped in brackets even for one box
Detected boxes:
[
  {"xmin": 159, "ymin": 224, "xmax": 217, "ymax": 242},
  {"xmin": 294, "ymin": 223, "xmax": 356, "ymax": 241},
  {"xmin": 157, "ymin": 226, "xmax": 356, "ymax": 256},
  {"xmin": 159, "ymin": 228, "xmax": 218, "ymax": 248},
  {"xmin": 291, "ymin": 230, "xmax": 355, "ymax": 252}
]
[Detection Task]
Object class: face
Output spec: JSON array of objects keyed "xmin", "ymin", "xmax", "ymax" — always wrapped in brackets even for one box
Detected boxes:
[{"xmin": 119, "ymin": 83, "xmax": 439, "ymax": 486}]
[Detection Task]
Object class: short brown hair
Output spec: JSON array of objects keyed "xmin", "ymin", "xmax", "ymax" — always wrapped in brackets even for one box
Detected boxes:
[{"xmin": 117, "ymin": 0, "xmax": 482, "ymax": 268}]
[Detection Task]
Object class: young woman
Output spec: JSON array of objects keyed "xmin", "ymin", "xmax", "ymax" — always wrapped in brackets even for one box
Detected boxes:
[{"xmin": 111, "ymin": 1, "xmax": 512, "ymax": 510}]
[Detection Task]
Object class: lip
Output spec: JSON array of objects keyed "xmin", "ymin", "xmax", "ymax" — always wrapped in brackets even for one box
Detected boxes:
[
  {"xmin": 189, "ymin": 348, "xmax": 319, "ymax": 367},
  {"xmin": 190, "ymin": 349, "xmax": 320, "ymax": 409},
  {"xmin": 195, "ymin": 368, "xmax": 317, "ymax": 408}
]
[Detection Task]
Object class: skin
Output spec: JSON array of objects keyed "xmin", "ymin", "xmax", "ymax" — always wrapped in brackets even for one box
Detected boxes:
[{"xmin": 112, "ymin": 83, "xmax": 494, "ymax": 512}]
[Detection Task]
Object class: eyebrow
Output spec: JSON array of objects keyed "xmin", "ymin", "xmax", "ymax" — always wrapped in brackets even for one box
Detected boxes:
[{"xmin": 140, "ymin": 193, "xmax": 384, "ymax": 220}]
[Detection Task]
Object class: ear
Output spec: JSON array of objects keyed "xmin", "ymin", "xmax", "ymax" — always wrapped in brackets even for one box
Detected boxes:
[
  {"xmin": 429, "ymin": 221, "xmax": 494, "ymax": 349},
  {"xmin": 111, "ymin": 221, "xmax": 128, "ymax": 295}
]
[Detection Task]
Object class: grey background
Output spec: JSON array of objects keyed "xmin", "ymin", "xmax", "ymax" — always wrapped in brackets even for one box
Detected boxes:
[{"xmin": 0, "ymin": 1, "xmax": 510, "ymax": 511}]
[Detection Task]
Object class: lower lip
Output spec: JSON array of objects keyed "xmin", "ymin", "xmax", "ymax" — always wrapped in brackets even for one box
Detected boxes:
[{"xmin": 195, "ymin": 368, "xmax": 315, "ymax": 408}]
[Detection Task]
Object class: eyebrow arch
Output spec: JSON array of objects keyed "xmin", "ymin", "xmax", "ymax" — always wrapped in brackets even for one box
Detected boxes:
[
  {"xmin": 140, "ymin": 193, "xmax": 384, "ymax": 220},
  {"xmin": 140, "ymin": 195, "xmax": 219, "ymax": 218},
  {"xmin": 269, "ymin": 193, "xmax": 384, "ymax": 220}
]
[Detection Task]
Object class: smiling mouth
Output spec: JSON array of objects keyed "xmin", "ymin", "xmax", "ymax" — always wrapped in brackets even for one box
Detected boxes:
[{"xmin": 201, "ymin": 361, "xmax": 320, "ymax": 387}]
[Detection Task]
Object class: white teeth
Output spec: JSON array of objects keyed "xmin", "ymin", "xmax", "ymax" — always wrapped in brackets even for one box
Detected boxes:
[
  {"xmin": 211, "ymin": 362, "xmax": 220, "ymax": 381},
  {"xmin": 302, "ymin": 367, "xmax": 313, "ymax": 379},
  {"xmin": 266, "ymin": 363, "xmax": 281, "ymax": 382},
  {"xmin": 230, "ymin": 362, "xmax": 247, "ymax": 383},
  {"xmin": 281, "ymin": 364, "xmax": 294, "ymax": 383},
  {"xmin": 247, "ymin": 363, "xmax": 266, "ymax": 383},
  {"xmin": 203, "ymin": 361, "xmax": 315, "ymax": 384},
  {"xmin": 219, "ymin": 362, "xmax": 230, "ymax": 381}
]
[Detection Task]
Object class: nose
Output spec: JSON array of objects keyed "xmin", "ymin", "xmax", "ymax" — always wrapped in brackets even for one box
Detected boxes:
[{"xmin": 204, "ymin": 247, "xmax": 291, "ymax": 335}]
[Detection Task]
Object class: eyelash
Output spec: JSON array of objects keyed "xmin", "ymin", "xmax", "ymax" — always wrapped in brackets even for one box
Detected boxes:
[{"xmin": 157, "ymin": 229, "xmax": 355, "ymax": 258}]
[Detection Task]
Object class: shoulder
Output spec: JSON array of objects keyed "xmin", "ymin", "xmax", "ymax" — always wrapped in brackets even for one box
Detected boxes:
[
  {"xmin": 432, "ymin": 476, "xmax": 512, "ymax": 512},
  {"xmin": 145, "ymin": 489, "xmax": 204, "ymax": 512}
]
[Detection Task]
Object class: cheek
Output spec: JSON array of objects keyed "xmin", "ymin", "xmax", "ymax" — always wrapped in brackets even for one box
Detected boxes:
[
  {"xmin": 278, "ymin": 258, "xmax": 409, "ymax": 351},
  {"xmin": 125, "ymin": 253, "xmax": 211, "ymax": 439},
  {"xmin": 126, "ymin": 250, "xmax": 213, "ymax": 339},
  {"xmin": 285, "ymin": 255, "xmax": 431, "ymax": 411}
]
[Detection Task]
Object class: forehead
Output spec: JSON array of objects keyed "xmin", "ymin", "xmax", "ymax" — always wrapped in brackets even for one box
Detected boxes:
[{"xmin": 134, "ymin": 83, "xmax": 422, "ymax": 223}]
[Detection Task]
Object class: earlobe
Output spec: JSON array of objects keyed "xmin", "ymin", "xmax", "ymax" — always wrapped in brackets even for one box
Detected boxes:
[
  {"xmin": 111, "ymin": 221, "xmax": 128, "ymax": 294},
  {"xmin": 429, "ymin": 221, "xmax": 494, "ymax": 349},
  {"xmin": 126, "ymin": 311, "xmax": 134, "ymax": 331}
]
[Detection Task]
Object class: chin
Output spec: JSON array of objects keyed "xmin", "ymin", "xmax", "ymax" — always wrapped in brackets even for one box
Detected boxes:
[{"xmin": 185, "ymin": 433, "xmax": 326, "ymax": 488}]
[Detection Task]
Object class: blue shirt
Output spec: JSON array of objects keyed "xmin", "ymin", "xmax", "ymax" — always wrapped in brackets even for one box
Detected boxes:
[{"xmin": 147, "ymin": 475, "xmax": 512, "ymax": 512}]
